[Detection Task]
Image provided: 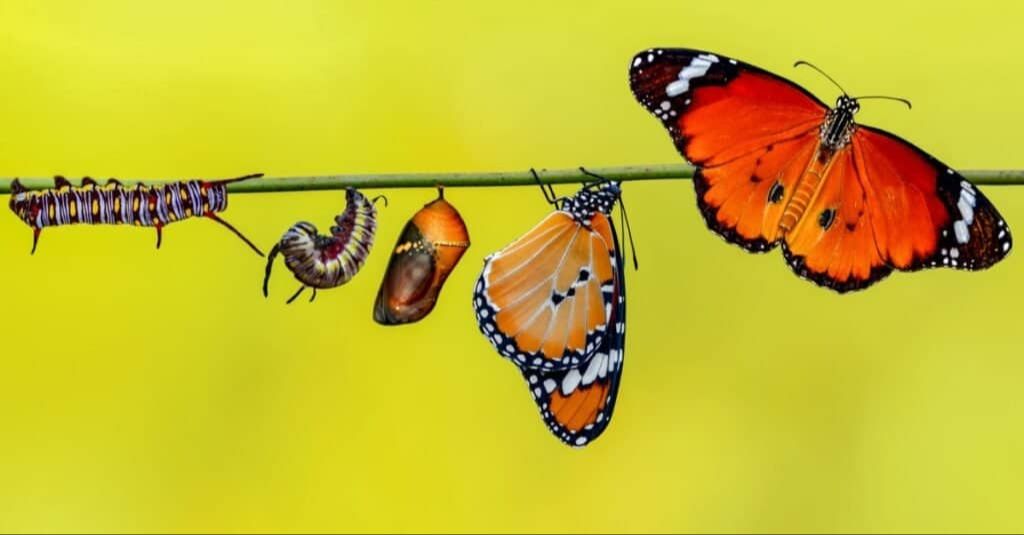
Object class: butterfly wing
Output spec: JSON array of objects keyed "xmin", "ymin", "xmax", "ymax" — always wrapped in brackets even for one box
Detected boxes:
[
  {"xmin": 518, "ymin": 212, "xmax": 626, "ymax": 447},
  {"xmin": 780, "ymin": 127, "xmax": 1012, "ymax": 291},
  {"xmin": 474, "ymin": 210, "xmax": 616, "ymax": 370},
  {"xmin": 778, "ymin": 146, "xmax": 894, "ymax": 291},
  {"xmin": 630, "ymin": 48, "xmax": 828, "ymax": 250}
]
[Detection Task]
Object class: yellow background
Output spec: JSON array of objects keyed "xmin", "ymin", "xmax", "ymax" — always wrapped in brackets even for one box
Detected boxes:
[{"xmin": 1, "ymin": 0, "xmax": 1022, "ymax": 532}]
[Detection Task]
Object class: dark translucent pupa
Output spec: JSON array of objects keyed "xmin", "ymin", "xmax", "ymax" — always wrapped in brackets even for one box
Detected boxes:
[{"xmin": 374, "ymin": 187, "xmax": 470, "ymax": 325}]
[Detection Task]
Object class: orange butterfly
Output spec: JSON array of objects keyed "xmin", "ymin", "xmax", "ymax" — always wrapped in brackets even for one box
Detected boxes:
[
  {"xmin": 630, "ymin": 48, "xmax": 1012, "ymax": 292},
  {"xmin": 473, "ymin": 171, "xmax": 627, "ymax": 447}
]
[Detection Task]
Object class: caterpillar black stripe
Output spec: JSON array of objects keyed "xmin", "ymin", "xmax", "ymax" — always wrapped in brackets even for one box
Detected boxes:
[
  {"xmin": 8, "ymin": 174, "xmax": 264, "ymax": 255},
  {"xmin": 263, "ymin": 188, "xmax": 384, "ymax": 303}
]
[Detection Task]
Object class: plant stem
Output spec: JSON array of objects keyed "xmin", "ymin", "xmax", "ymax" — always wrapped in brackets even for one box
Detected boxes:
[{"xmin": 3, "ymin": 164, "xmax": 1024, "ymax": 194}]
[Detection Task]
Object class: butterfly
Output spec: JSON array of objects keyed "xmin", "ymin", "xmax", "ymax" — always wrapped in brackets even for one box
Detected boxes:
[
  {"xmin": 472, "ymin": 170, "xmax": 628, "ymax": 447},
  {"xmin": 630, "ymin": 48, "xmax": 1012, "ymax": 292}
]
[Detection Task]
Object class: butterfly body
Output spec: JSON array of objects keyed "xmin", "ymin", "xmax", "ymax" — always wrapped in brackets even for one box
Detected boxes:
[
  {"xmin": 473, "ymin": 177, "xmax": 626, "ymax": 447},
  {"xmin": 630, "ymin": 48, "xmax": 1011, "ymax": 292}
]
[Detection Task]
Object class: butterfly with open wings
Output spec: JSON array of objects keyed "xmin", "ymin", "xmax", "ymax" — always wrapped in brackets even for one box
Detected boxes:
[
  {"xmin": 473, "ymin": 171, "xmax": 628, "ymax": 447},
  {"xmin": 630, "ymin": 48, "xmax": 1011, "ymax": 292}
]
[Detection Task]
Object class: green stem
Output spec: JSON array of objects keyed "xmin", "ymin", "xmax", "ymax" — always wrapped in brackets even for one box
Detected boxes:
[{"xmin": 3, "ymin": 164, "xmax": 1024, "ymax": 194}]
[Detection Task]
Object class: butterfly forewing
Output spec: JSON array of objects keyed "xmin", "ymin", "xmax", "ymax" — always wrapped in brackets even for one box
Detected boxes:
[
  {"xmin": 475, "ymin": 211, "xmax": 616, "ymax": 370},
  {"xmin": 852, "ymin": 126, "xmax": 1011, "ymax": 271}
]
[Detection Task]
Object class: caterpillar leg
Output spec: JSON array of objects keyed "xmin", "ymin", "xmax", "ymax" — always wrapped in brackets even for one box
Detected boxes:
[
  {"xmin": 30, "ymin": 228, "xmax": 41, "ymax": 255},
  {"xmin": 155, "ymin": 224, "xmax": 164, "ymax": 249},
  {"xmin": 204, "ymin": 212, "xmax": 264, "ymax": 257},
  {"xmin": 286, "ymin": 286, "xmax": 307, "ymax": 305},
  {"xmin": 262, "ymin": 244, "xmax": 282, "ymax": 298},
  {"xmin": 309, "ymin": 288, "xmax": 317, "ymax": 303}
]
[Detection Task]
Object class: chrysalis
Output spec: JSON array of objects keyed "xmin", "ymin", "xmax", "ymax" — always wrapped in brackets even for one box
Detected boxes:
[{"xmin": 373, "ymin": 187, "xmax": 470, "ymax": 324}]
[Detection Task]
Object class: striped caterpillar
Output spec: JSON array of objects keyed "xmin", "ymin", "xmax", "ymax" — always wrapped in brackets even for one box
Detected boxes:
[
  {"xmin": 263, "ymin": 187, "xmax": 385, "ymax": 303},
  {"xmin": 8, "ymin": 174, "xmax": 264, "ymax": 255}
]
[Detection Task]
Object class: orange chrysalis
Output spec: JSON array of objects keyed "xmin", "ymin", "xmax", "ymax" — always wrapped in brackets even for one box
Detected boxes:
[{"xmin": 373, "ymin": 187, "xmax": 470, "ymax": 325}]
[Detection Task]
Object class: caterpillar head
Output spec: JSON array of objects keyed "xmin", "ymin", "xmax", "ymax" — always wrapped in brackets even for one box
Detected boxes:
[{"xmin": 8, "ymin": 179, "xmax": 34, "ymax": 225}]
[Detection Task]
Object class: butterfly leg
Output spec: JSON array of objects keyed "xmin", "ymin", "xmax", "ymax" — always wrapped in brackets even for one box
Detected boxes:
[
  {"xmin": 531, "ymin": 168, "xmax": 560, "ymax": 207},
  {"xmin": 286, "ymin": 285, "xmax": 307, "ymax": 304},
  {"xmin": 262, "ymin": 243, "xmax": 282, "ymax": 298},
  {"xmin": 578, "ymin": 166, "xmax": 611, "ymax": 186}
]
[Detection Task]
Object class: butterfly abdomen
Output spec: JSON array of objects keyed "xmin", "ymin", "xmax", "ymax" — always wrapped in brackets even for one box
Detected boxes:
[{"xmin": 779, "ymin": 152, "xmax": 835, "ymax": 234}]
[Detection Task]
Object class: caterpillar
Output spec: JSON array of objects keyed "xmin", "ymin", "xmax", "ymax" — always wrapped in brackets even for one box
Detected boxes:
[
  {"xmin": 373, "ymin": 187, "xmax": 470, "ymax": 325},
  {"xmin": 8, "ymin": 174, "xmax": 264, "ymax": 255},
  {"xmin": 263, "ymin": 187, "xmax": 385, "ymax": 303}
]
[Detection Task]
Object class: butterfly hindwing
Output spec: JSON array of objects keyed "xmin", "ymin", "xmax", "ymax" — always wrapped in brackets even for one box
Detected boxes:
[{"xmin": 779, "ymin": 147, "xmax": 894, "ymax": 291}]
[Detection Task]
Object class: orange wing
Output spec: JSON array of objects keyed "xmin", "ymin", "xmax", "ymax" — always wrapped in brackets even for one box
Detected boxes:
[
  {"xmin": 854, "ymin": 126, "xmax": 1011, "ymax": 272},
  {"xmin": 630, "ymin": 48, "xmax": 828, "ymax": 250},
  {"xmin": 518, "ymin": 215, "xmax": 626, "ymax": 447},
  {"xmin": 780, "ymin": 127, "xmax": 1012, "ymax": 291},
  {"xmin": 474, "ymin": 211, "xmax": 617, "ymax": 370},
  {"xmin": 780, "ymin": 146, "xmax": 893, "ymax": 290}
]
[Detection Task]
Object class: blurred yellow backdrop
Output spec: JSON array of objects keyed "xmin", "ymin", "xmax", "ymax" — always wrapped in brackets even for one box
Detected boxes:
[{"xmin": 1, "ymin": 0, "xmax": 1023, "ymax": 532}]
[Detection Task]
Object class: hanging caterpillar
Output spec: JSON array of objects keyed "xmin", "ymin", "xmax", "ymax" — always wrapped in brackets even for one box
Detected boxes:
[
  {"xmin": 263, "ymin": 187, "xmax": 385, "ymax": 303},
  {"xmin": 373, "ymin": 186, "xmax": 470, "ymax": 325},
  {"xmin": 8, "ymin": 174, "xmax": 264, "ymax": 255}
]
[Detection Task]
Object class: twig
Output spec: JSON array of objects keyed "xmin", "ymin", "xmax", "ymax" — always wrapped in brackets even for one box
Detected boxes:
[{"xmin": 2, "ymin": 164, "xmax": 1024, "ymax": 194}]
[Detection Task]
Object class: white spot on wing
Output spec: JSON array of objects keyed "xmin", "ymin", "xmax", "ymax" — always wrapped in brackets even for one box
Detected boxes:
[{"xmin": 954, "ymin": 220, "xmax": 970, "ymax": 244}]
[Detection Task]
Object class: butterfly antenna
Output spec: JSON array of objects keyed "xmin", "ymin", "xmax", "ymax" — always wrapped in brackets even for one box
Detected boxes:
[
  {"xmin": 793, "ymin": 60, "xmax": 848, "ymax": 95},
  {"xmin": 618, "ymin": 195, "xmax": 639, "ymax": 271},
  {"xmin": 531, "ymin": 168, "xmax": 560, "ymax": 207},
  {"xmin": 852, "ymin": 95, "xmax": 913, "ymax": 110}
]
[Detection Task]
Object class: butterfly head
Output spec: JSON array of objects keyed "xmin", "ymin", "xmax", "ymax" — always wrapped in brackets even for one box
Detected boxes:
[
  {"xmin": 821, "ymin": 95, "xmax": 861, "ymax": 151},
  {"xmin": 835, "ymin": 95, "xmax": 861, "ymax": 115}
]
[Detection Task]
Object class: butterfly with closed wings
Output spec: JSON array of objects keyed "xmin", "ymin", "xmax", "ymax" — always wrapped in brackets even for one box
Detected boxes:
[{"xmin": 473, "ymin": 170, "xmax": 631, "ymax": 447}]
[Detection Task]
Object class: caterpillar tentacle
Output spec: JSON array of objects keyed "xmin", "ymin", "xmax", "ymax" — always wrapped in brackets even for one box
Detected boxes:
[
  {"xmin": 8, "ymin": 174, "xmax": 263, "ymax": 255},
  {"xmin": 263, "ymin": 243, "xmax": 283, "ymax": 298},
  {"xmin": 264, "ymin": 187, "xmax": 381, "ymax": 302}
]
